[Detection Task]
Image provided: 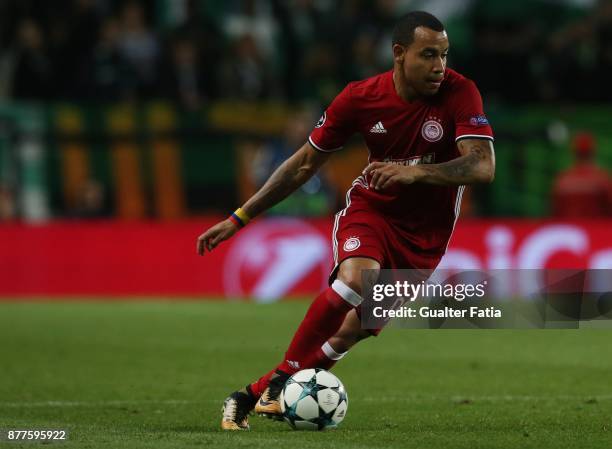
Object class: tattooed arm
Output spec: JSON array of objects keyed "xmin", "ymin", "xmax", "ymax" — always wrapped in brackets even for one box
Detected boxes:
[{"xmin": 363, "ymin": 138, "xmax": 495, "ymax": 189}]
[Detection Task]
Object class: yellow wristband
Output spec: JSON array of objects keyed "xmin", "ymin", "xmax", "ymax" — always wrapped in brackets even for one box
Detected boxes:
[{"xmin": 230, "ymin": 208, "xmax": 251, "ymax": 228}]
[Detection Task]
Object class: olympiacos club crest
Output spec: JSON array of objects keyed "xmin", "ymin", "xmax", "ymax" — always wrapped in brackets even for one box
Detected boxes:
[
  {"xmin": 343, "ymin": 237, "xmax": 361, "ymax": 252},
  {"xmin": 421, "ymin": 117, "xmax": 444, "ymax": 142}
]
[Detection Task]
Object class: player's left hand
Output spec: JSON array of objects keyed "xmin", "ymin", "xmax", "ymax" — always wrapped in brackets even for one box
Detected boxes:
[
  {"xmin": 363, "ymin": 162, "xmax": 421, "ymax": 190},
  {"xmin": 196, "ymin": 219, "xmax": 239, "ymax": 255}
]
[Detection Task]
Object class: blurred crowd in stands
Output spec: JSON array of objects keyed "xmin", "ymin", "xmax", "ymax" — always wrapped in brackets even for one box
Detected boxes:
[
  {"xmin": 0, "ymin": 0, "xmax": 610, "ymax": 221},
  {"xmin": 1, "ymin": 0, "xmax": 612, "ymax": 108}
]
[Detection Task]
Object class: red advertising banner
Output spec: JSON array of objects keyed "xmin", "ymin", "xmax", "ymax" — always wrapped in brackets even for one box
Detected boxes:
[{"xmin": 0, "ymin": 219, "xmax": 610, "ymax": 299}]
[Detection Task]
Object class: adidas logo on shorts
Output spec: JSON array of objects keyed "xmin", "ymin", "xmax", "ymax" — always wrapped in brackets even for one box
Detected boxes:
[{"xmin": 369, "ymin": 121, "xmax": 387, "ymax": 133}]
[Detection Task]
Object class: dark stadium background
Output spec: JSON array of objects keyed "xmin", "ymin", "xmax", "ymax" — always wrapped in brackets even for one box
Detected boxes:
[
  {"xmin": 0, "ymin": 1, "xmax": 611, "ymax": 448},
  {"xmin": 1, "ymin": 0, "xmax": 610, "ymax": 297}
]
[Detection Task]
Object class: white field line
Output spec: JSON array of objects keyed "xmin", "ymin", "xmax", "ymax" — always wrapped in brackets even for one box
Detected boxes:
[
  {"xmin": 362, "ymin": 394, "xmax": 612, "ymax": 402},
  {"xmin": 1, "ymin": 394, "xmax": 611, "ymax": 409},
  {"xmin": 0, "ymin": 399, "xmax": 207, "ymax": 408}
]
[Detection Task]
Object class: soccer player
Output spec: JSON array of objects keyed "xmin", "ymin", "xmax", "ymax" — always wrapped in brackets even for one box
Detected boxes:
[{"xmin": 197, "ymin": 11, "xmax": 495, "ymax": 430}]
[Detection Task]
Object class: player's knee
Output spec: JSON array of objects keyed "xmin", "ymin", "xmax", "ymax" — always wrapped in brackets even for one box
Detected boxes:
[
  {"xmin": 336, "ymin": 268, "xmax": 371, "ymax": 296},
  {"xmin": 336, "ymin": 271, "xmax": 363, "ymax": 296},
  {"xmin": 336, "ymin": 258, "xmax": 380, "ymax": 296}
]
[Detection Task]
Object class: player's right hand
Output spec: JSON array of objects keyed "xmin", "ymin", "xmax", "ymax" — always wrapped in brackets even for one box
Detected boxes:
[{"xmin": 197, "ymin": 219, "xmax": 239, "ymax": 255}]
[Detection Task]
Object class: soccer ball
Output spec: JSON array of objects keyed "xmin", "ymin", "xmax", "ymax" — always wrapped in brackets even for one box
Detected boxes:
[{"xmin": 280, "ymin": 368, "xmax": 348, "ymax": 430}]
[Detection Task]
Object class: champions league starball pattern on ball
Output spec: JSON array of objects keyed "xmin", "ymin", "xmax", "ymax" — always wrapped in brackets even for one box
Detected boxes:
[{"xmin": 280, "ymin": 369, "xmax": 348, "ymax": 430}]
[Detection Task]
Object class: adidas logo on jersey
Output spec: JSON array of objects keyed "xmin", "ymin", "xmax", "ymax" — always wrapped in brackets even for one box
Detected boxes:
[{"xmin": 369, "ymin": 121, "xmax": 387, "ymax": 133}]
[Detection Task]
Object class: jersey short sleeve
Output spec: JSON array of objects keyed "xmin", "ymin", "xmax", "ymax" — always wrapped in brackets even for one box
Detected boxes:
[
  {"xmin": 452, "ymin": 80, "xmax": 494, "ymax": 142},
  {"xmin": 309, "ymin": 84, "xmax": 356, "ymax": 152}
]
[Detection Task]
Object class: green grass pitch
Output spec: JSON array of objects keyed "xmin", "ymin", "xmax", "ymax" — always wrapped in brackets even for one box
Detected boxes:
[{"xmin": 1, "ymin": 300, "xmax": 611, "ymax": 448}]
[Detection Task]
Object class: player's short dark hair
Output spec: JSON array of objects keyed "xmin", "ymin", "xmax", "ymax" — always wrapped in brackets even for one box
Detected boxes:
[{"xmin": 392, "ymin": 11, "xmax": 445, "ymax": 47}]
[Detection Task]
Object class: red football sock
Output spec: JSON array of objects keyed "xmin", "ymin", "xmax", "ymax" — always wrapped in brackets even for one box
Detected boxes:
[
  {"xmin": 277, "ymin": 281, "xmax": 359, "ymax": 374},
  {"xmin": 248, "ymin": 280, "xmax": 361, "ymax": 398},
  {"xmin": 304, "ymin": 341, "xmax": 347, "ymax": 370}
]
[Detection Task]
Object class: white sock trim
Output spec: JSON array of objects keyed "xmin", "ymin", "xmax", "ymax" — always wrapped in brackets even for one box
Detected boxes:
[
  {"xmin": 331, "ymin": 279, "xmax": 362, "ymax": 306},
  {"xmin": 321, "ymin": 341, "xmax": 347, "ymax": 361}
]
